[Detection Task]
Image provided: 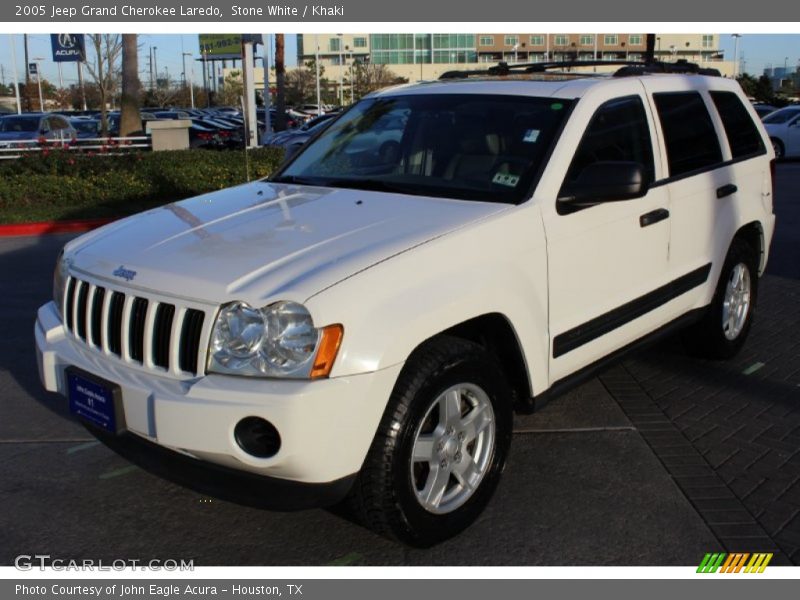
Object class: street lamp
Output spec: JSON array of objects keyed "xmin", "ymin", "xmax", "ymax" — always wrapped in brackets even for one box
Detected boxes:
[
  {"xmin": 731, "ymin": 34, "xmax": 741, "ymax": 78},
  {"xmin": 337, "ymin": 33, "xmax": 344, "ymax": 107},
  {"xmin": 182, "ymin": 52, "xmax": 195, "ymax": 108}
]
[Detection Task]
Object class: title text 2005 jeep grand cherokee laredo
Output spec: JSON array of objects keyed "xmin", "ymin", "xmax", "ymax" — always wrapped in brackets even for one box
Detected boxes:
[{"xmin": 36, "ymin": 62, "xmax": 775, "ymax": 546}]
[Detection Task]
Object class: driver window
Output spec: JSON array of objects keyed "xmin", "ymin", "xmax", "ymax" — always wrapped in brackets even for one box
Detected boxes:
[{"xmin": 562, "ymin": 95, "xmax": 655, "ymax": 192}]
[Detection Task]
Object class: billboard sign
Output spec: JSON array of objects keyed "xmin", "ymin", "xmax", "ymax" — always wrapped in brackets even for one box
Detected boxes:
[
  {"xmin": 50, "ymin": 34, "xmax": 86, "ymax": 62},
  {"xmin": 198, "ymin": 34, "xmax": 262, "ymax": 59}
]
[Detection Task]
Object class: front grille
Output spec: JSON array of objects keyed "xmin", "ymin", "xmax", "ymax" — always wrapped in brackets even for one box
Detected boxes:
[{"xmin": 63, "ymin": 276, "xmax": 207, "ymax": 376}]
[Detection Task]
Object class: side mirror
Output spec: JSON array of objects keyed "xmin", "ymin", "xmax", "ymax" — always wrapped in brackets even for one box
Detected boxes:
[{"xmin": 558, "ymin": 161, "xmax": 649, "ymax": 208}]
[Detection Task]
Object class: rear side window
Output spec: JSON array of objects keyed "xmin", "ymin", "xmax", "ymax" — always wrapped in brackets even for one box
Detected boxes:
[
  {"xmin": 653, "ymin": 92, "xmax": 722, "ymax": 177},
  {"xmin": 710, "ymin": 91, "xmax": 765, "ymax": 158},
  {"xmin": 563, "ymin": 95, "xmax": 655, "ymax": 187}
]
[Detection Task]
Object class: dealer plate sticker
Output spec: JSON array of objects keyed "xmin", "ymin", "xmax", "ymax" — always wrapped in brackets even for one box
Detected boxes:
[{"xmin": 67, "ymin": 370, "xmax": 122, "ymax": 434}]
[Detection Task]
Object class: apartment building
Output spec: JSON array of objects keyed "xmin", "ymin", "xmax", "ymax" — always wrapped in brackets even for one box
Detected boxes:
[{"xmin": 296, "ymin": 33, "xmax": 732, "ymax": 82}]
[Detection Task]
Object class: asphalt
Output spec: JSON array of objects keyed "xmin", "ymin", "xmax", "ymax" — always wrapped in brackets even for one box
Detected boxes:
[{"xmin": 1, "ymin": 162, "xmax": 798, "ymax": 566}]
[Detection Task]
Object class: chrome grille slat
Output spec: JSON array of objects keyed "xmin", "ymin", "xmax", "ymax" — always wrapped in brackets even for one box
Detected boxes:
[{"xmin": 63, "ymin": 276, "xmax": 206, "ymax": 377}]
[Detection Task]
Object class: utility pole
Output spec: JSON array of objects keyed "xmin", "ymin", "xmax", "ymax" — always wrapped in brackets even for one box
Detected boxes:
[
  {"xmin": 153, "ymin": 46, "xmax": 158, "ymax": 88},
  {"xmin": 315, "ymin": 34, "xmax": 321, "ymax": 115},
  {"xmin": 23, "ymin": 33, "xmax": 31, "ymax": 111},
  {"xmin": 732, "ymin": 34, "xmax": 741, "ymax": 78},
  {"xmin": 262, "ymin": 34, "xmax": 271, "ymax": 139}
]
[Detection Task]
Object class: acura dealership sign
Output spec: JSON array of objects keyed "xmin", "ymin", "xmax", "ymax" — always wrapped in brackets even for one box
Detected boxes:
[{"xmin": 50, "ymin": 34, "xmax": 86, "ymax": 62}]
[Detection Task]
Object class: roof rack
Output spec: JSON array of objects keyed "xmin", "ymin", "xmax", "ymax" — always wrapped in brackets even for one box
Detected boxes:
[{"xmin": 439, "ymin": 59, "xmax": 721, "ymax": 80}]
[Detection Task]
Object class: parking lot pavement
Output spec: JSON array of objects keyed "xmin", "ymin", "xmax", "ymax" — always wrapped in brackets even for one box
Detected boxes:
[{"xmin": 1, "ymin": 163, "xmax": 798, "ymax": 565}]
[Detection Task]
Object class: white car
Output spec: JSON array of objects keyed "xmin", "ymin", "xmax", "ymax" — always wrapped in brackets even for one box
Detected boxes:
[
  {"xmin": 762, "ymin": 105, "xmax": 800, "ymax": 159},
  {"xmin": 36, "ymin": 63, "xmax": 775, "ymax": 547}
]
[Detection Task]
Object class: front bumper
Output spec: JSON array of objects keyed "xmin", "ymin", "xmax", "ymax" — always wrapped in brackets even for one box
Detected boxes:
[{"xmin": 35, "ymin": 300, "xmax": 403, "ymax": 490}]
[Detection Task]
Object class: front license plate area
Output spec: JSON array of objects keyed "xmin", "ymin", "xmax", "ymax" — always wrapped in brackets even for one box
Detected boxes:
[{"xmin": 66, "ymin": 367, "xmax": 126, "ymax": 435}]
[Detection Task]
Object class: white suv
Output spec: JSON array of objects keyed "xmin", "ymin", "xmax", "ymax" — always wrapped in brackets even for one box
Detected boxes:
[{"xmin": 36, "ymin": 64, "xmax": 775, "ymax": 547}]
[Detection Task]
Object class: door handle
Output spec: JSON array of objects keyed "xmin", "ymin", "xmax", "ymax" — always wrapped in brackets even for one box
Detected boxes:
[
  {"xmin": 717, "ymin": 184, "xmax": 738, "ymax": 199},
  {"xmin": 639, "ymin": 208, "xmax": 670, "ymax": 228}
]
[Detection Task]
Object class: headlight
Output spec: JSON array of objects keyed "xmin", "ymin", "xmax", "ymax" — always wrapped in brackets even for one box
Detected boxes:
[
  {"xmin": 208, "ymin": 300, "xmax": 342, "ymax": 379},
  {"xmin": 53, "ymin": 249, "xmax": 69, "ymax": 318}
]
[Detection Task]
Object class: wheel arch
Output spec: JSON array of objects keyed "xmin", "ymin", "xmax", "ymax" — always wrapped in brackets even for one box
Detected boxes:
[
  {"xmin": 410, "ymin": 313, "xmax": 534, "ymax": 412},
  {"xmin": 734, "ymin": 220, "xmax": 766, "ymax": 275}
]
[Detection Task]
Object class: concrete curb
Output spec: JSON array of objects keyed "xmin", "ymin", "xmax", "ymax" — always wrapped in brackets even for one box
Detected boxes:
[{"xmin": 0, "ymin": 218, "xmax": 113, "ymax": 237}]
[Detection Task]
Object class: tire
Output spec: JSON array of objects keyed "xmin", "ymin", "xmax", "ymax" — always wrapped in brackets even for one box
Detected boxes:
[
  {"xmin": 682, "ymin": 238, "xmax": 759, "ymax": 359},
  {"xmin": 346, "ymin": 335, "xmax": 513, "ymax": 547},
  {"xmin": 771, "ymin": 138, "xmax": 785, "ymax": 160}
]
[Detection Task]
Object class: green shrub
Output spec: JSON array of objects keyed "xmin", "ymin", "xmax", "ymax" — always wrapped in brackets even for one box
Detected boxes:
[{"xmin": 0, "ymin": 147, "xmax": 286, "ymax": 223}]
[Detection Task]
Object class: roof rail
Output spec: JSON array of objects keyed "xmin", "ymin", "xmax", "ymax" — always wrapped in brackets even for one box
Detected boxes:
[{"xmin": 438, "ymin": 59, "xmax": 721, "ymax": 80}]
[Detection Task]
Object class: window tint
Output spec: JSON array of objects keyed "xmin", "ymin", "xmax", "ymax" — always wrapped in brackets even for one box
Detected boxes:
[
  {"xmin": 710, "ymin": 92, "xmax": 765, "ymax": 158},
  {"xmin": 653, "ymin": 92, "xmax": 722, "ymax": 177},
  {"xmin": 563, "ymin": 95, "xmax": 655, "ymax": 188}
]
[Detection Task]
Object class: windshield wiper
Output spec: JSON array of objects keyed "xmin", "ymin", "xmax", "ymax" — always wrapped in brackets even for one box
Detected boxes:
[{"xmin": 269, "ymin": 175, "xmax": 311, "ymax": 184}]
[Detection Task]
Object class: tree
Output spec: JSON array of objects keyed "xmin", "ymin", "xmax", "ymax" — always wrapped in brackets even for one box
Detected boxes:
[
  {"xmin": 217, "ymin": 70, "xmax": 244, "ymax": 107},
  {"xmin": 285, "ymin": 60, "xmax": 327, "ymax": 106},
  {"xmin": 353, "ymin": 63, "xmax": 407, "ymax": 100},
  {"xmin": 736, "ymin": 73, "xmax": 758, "ymax": 99},
  {"xmin": 120, "ymin": 34, "xmax": 142, "ymax": 136},
  {"xmin": 754, "ymin": 75, "xmax": 776, "ymax": 105},
  {"xmin": 275, "ymin": 34, "xmax": 287, "ymax": 131},
  {"xmin": 85, "ymin": 34, "xmax": 123, "ymax": 135}
]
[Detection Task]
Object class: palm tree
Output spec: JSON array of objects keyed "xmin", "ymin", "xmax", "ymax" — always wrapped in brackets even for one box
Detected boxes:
[
  {"xmin": 120, "ymin": 34, "xmax": 141, "ymax": 136},
  {"xmin": 275, "ymin": 34, "xmax": 286, "ymax": 131}
]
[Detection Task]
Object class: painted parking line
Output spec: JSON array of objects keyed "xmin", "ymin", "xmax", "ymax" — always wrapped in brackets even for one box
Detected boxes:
[
  {"xmin": 327, "ymin": 552, "xmax": 363, "ymax": 566},
  {"xmin": 513, "ymin": 426, "xmax": 636, "ymax": 434},
  {"xmin": 99, "ymin": 465, "xmax": 138, "ymax": 480},
  {"xmin": 67, "ymin": 441, "xmax": 101, "ymax": 454},
  {"xmin": 742, "ymin": 362, "xmax": 765, "ymax": 375}
]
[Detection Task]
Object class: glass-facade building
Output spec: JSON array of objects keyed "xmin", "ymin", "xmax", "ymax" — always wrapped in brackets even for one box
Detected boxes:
[{"xmin": 369, "ymin": 34, "xmax": 478, "ymax": 65}]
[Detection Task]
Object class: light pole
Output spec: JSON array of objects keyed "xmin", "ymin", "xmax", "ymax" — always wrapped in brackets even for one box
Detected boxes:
[
  {"xmin": 32, "ymin": 57, "xmax": 44, "ymax": 111},
  {"xmin": 8, "ymin": 35, "xmax": 21, "ymax": 114},
  {"xmin": 182, "ymin": 52, "xmax": 195, "ymax": 108},
  {"xmin": 315, "ymin": 34, "xmax": 321, "ymax": 115},
  {"xmin": 731, "ymin": 34, "xmax": 741, "ymax": 78},
  {"xmin": 153, "ymin": 46, "xmax": 158, "ymax": 88},
  {"xmin": 337, "ymin": 33, "xmax": 344, "ymax": 107}
]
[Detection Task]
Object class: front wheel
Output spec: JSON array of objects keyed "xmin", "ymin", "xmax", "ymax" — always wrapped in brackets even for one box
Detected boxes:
[
  {"xmin": 346, "ymin": 335, "xmax": 513, "ymax": 547},
  {"xmin": 683, "ymin": 239, "xmax": 759, "ymax": 359}
]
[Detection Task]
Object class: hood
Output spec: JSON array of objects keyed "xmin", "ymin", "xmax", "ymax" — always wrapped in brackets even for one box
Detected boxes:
[{"xmin": 67, "ymin": 181, "xmax": 509, "ymax": 305}]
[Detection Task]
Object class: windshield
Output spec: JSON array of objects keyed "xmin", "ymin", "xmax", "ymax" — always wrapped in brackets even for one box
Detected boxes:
[
  {"xmin": 763, "ymin": 108, "xmax": 800, "ymax": 124},
  {"xmin": 0, "ymin": 116, "xmax": 40, "ymax": 133},
  {"xmin": 274, "ymin": 94, "xmax": 571, "ymax": 203}
]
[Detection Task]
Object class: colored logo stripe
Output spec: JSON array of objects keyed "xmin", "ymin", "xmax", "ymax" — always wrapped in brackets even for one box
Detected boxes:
[{"xmin": 697, "ymin": 552, "xmax": 773, "ymax": 573}]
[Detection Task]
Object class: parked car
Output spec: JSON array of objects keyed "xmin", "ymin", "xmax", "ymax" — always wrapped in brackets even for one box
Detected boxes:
[
  {"xmin": 263, "ymin": 113, "xmax": 337, "ymax": 155},
  {"xmin": 69, "ymin": 118, "xmax": 100, "ymax": 140},
  {"xmin": 752, "ymin": 103, "xmax": 777, "ymax": 119},
  {"xmin": 762, "ymin": 106, "xmax": 800, "ymax": 159},
  {"xmin": 0, "ymin": 113, "xmax": 77, "ymax": 146},
  {"xmin": 188, "ymin": 122, "xmax": 220, "ymax": 149},
  {"xmin": 37, "ymin": 63, "xmax": 776, "ymax": 547}
]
